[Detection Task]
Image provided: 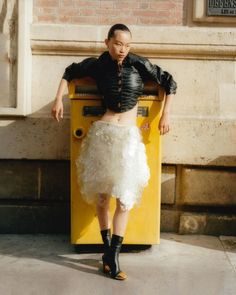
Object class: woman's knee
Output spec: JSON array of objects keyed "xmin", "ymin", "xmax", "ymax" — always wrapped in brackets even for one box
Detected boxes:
[
  {"xmin": 97, "ymin": 193, "xmax": 110, "ymax": 209},
  {"xmin": 116, "ymin": 199, "xmax": 129, "ymax": 213}
]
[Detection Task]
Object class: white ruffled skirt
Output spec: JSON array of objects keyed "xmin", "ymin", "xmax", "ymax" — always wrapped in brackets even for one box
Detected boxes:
[{"xmin": 76, "ymin": 120, "xmax": 150, "ymax": 210}]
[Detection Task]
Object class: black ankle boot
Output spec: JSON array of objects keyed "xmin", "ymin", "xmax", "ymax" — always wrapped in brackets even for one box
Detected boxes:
[
  {"xmin": 108, "ymin": 234, "xmax": 127, "ymax": 280},
  {"xmin": 100, "ymin": 229, "xmax": 111, "ymax": 273}
]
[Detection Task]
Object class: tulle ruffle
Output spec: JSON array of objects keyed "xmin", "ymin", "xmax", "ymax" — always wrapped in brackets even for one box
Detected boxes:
[{"xmin": 76, "ymin": 120, "xmax": 150, "ymax": 210}]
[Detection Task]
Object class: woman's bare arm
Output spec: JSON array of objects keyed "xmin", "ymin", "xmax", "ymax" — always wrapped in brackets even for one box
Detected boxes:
[
  {"xmin": 51, "ymin": 79, "xmax": 68, "ymax": 122},
  {"xmin": 158, "ymin": 94, "xmax": 173, "ymax": 135}
]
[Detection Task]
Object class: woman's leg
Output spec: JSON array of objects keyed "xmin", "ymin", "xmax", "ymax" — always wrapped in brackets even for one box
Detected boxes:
[
  {"xmin": 96, "ymin": 193, "xmax": 111, "ymax": 230},
  {"xmin": 113, "ymin": 199, "xmax": 129, "ymax": 236},
  {"xmin": 97, "ymin": 193, "xmax": 112, "ymax": 273},
  {"xmin": 109, "ymin": 198, "xmax": 129, "ymax": 280},
  {"xmin": 97, "ymin": 195, "xmax": 129, "ymax": 234}
]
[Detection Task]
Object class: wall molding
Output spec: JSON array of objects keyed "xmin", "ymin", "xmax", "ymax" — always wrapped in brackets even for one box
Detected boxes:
[
  {"xmin": 31, "ymin": 40, "xmax": 236, "ymax": 61},
  {"xmin": 31, "ymin": 24, "xmax": 236, "ymax": 61}
]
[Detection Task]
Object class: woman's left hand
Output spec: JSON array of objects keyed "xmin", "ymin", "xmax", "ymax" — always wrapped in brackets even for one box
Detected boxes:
[{"xmin": 158, "ymin": 112, "xmax": 170, "ymax": 135}]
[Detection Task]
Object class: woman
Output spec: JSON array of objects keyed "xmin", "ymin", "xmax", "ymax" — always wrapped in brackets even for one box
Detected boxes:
[{"xmin": 51, "ymin": 24, "xmax": 177, "ymax": 281}]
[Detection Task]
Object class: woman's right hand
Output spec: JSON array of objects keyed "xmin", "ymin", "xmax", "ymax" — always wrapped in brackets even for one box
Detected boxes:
[{"xmin": 51, "ymin": 98, "xmax": 63, "ymax": 122}]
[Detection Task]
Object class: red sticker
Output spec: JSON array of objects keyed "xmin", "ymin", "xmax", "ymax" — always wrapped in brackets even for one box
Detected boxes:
[{"xmin": 140, "ymin": 122, "xmax": 150, "ymax": 131}]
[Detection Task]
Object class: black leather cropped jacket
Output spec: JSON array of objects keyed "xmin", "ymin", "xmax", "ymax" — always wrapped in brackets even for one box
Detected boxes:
[{"xmin": 62, "ymin": 51, "xmax": 177, "ymax": 113}]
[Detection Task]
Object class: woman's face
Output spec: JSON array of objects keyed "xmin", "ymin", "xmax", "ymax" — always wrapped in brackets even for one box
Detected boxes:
[{"xmin": 105, "ymin": 30, "xmax": 132, "ymax": 64}]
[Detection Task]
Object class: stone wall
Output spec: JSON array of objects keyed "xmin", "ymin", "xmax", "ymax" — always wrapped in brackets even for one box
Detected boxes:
[
  {"xmin": 0, "ymin": 0, "xmax": 235, "ymax": 235},
  {"xmin": 161, "ymin": 165, "xmax": 236, "ymax": 235},
  {"xmin": 0, "ymin": 160, "xmax": 70, "ymax": 233},
  {"xmin": 0, "ymin": 160, "xmax": 235, "ymax": 235}
]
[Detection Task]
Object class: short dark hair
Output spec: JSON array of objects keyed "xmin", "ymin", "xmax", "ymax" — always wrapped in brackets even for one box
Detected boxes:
[{"xmin": 107, "ymin": 24, "xmax": 131, "ymax": 40}]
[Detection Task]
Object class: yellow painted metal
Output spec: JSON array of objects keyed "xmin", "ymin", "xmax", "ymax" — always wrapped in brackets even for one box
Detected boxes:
[{"xmin": 69, "ymin": 78, "xmax": 164, "ymax": 245}]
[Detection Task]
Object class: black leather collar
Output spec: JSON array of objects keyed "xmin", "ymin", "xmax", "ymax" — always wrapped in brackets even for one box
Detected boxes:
[{"xmin": 99, "ymin": 51, "xmax": 130, "ymax": 67}]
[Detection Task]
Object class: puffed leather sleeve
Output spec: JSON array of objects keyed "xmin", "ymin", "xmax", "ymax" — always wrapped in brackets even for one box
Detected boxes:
[
  {"xmin": 134, "ymin": 56, "xmax": 177, "ymax": 95},
  {"xmin": 62, "ymin": 57, "xmax": 98, "ymax": 82}
]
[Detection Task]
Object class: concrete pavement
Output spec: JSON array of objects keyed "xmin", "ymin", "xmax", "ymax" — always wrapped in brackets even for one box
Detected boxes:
[{"xmin": 0, "ymin": 233, "xmax": 235, "ymax": 295}]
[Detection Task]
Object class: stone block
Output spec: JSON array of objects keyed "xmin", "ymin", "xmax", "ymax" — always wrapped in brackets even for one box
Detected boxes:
[
  {"xmin": 40, "ymin": 161, "xmax": 70, "ymax": 201},
  {"xmin": 162, "ymin": 118, "xmax": 236, "ymax": 166},
  {"xmin": 0, "ymin": 117, "xmax": 70, "ymax": 160},
  {"xmin": 205, "ymin": 215, "xmax": 236, "ymax": 236},
  {"xmin": 161, "ymin": 165, "xmax": 176, "ymax": 204},
  {"xmin": 179, "ymin": 212, "xmax": 207, "ymax": 234},
  {"xmin": 0, "ymin": 204, "xmax": 70, "ymax": 234},
  {"xmin": 0, "ymin": 161, "xmax": 38, "ymax": 199},
  {"xmin": 178, "ymin": 167, "xmax": 236, "ymax": 206},
  {"xmin": 160, "ymin": 209, "xmax": 180, "ymax": 232},
  {"xmin": 179, "ymin": 212, "xmax": 236, "ymax": 236}
]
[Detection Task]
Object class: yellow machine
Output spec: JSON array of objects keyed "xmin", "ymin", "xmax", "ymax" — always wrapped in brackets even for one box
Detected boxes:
[{"xmin": 69, "ymin": 77, "xmax": 164, "ymax": 245}]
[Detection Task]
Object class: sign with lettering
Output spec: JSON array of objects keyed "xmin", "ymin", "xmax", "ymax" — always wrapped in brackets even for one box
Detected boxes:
[{"xmin": 207, "ymin": 0, "xmax": 236, "ymax": 16}]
